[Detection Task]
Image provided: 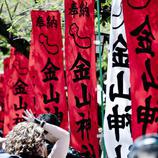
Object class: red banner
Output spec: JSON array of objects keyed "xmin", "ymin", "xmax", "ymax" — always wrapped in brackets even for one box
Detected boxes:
[
  {"xmin": 29, "ymin": 10, "xmax": 68, "ymax": 129},
  {"xmin": 123, "ymin": 0, "xmax": 158, "ymax": 139},
  {"xmin": 0, "ymin": 74, "xmax": 4, "ymax": 132},
  {"xmin": 3, "ymin": 57, "xmax": 10, "ymax": 133},
  {"xmin": 65, "ymin": 0, "xmax": 99, "ymax": 157},
  {"xmin": 3, "ymin": 48, "xmax": 33, "ymax": 135}
]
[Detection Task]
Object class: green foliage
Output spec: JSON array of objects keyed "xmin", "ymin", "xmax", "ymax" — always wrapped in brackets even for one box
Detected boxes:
[
  {"xmin": 95, "ymin": 0, "xmax": 111, "ymax": 78},
  {"xmin": 0, "ymin": 0, "xmax": 111, "ymax": 73},
  {"xmin": 97, "ymin": 0, "xmax": 111, "ymax": 26},
  {"xmin": 0, "ymin": 0, "xmax": 64, "ymax": 70},
  {"xmin": 0, "ymin": 0, "xmax": 63, "ymax": 41}
]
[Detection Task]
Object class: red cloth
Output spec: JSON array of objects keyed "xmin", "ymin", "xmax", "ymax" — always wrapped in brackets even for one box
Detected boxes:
[
  {"xmin": 0, "ymin": 74, "xmax": 4, "ymax": 131},
  {"xmin": 123, "ymin": 0, "xmax": 158, "ymax": 139},
  {"xmin": 65, "ymin": 0, "xmax": 99, "ymax": 157},
  {"xmin": 3, "ymin": 48, "xmax": 33, "ymax": 135},
  {"xmin": 29, "ymin": 10, "xmax": 68, "ymax": 129}
]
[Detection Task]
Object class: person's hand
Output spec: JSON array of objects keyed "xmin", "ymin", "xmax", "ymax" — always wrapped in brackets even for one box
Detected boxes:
[{"xmin": 23, "ymin": 109, "xmax": 35, "ymax": 123}]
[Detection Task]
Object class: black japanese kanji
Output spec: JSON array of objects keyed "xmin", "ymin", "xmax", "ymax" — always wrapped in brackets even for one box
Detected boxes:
[
  {"xmin": 41, "ymin": 57, "xmax": 60, "ymax": 82},
  {"xmin": 109, "ymin": 71, "xmax": 131, "ymax": 101},
  {"xmin": 115, "ymin": 145, "xmax": 122, "ymax": 158},
  {"xmin": 137, "ymin": 95, "xmax": 158, "ymax": 135},
  {"xmin": 14, "ymin": 96, "xmax": 28, "ymax": 111},
  {"xmin": 69, "ymin": 1, "xmax": 78, "ymax": 17},
  {"xmin": 44, "ymin": 107, "xmax": 51, "ymax": 113},
  {"xmin": 13, "ymin": 113, "xmax": 25, "ymax": 125},
  {"xmin": 70, "ymin": 53, "xmax": 90, "ymax": 82},
  {"xmin": 107, "ymin": 105, "xmax": 131, "ymax": 142},
  {"xmin": 36, "ymin": 16, "xmax": 45, "ymax": 28},
  {"xmin": 142, "ymin": 58, "xmax": 158, "ymax": 91},
  {"xmin": 130, "ymin": 15, "xmax": 155, "ymax": 57},
  {"xmin": 112, "ymin": 34, "xmax": 128, "ymax": 68},
  {"xmin": 53, "ymin": 106, "xmax": 63, "ymax": 124},
  {"xmin": 47, "ymin": 15, "xmax": 57, "ymax": 28},
  {"xmin": 75, "ymin": 83, "xmax": 91, "ymax": 108},
  {"xmin": 43, "ymin": 83, "xmax": 60, "ymax": 104},
  {"xmin": 79, "ymin": 0, "xmax": 90, "ymax": 17},
  {"xmin": 13, "ymin": 78, "xmax": 28, "ymax": 95},
  {"xmin": 76, "ymin": 112, "xmax": 91, "ymax": 140},
  {"xmin": 81, "ymin": 144, "xmax": 96, "ymax": 158}
]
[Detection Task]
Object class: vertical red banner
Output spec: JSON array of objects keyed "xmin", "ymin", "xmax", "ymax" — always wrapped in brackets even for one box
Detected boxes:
[
  {"xmin": 3, "ymin": 48, "xmax": 33, "ymax": 135},
  {"xmin": 123, "ymin": 0, "xmax": 158, "ymax": 139},
  {"xmin": 65, "ymin": 0, "xmax": 99, "ymax": 157},
  {"xmin": 30, "ymin": 10, "xmax": 68, "ymax": 129},
  {"xmin": 0, "ymin": 74, "xmax": 4, "ymax": 132},
  {"xmin": 3, "ymin": 57, "xmax": 10, "ymax": 134}
]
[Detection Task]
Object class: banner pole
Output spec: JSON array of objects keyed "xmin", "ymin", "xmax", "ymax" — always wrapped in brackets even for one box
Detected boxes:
[{"xmin": 96, "ymin": 0, "xmax": 106, "ymax": 158}]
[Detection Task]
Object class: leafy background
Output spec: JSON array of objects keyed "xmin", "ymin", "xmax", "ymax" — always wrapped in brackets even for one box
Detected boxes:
[
  {"xmin": 0, "ymin": 0, "xmax": 112, "ymax": 130},
  {"xmin": 0, "ymin": 0, "xmax": 111, "ymax": 75}
]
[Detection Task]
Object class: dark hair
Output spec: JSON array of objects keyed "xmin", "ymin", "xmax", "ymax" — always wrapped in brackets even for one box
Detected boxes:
[
  {"xmin": 20, "ymin": 153, "xmax": 44, "ymax": 158},
  {"xmin": 37, "ymin": 113, "xmax": 60, "ymax": 126}
]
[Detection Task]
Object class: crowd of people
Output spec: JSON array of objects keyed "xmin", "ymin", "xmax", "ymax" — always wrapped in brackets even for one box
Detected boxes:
[
  {"xmin": 0, "ymin": 110, "xmax": 85, "ymax": 158},
  {"xmin": 1, "ymin": 110, "xmax": 158, "ymax": 158}
]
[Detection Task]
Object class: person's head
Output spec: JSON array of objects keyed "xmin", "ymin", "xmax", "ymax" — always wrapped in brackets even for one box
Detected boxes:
[
  {"xmin": 37, "ymin": 113, "xmax": 60, "ymax": 126},
  {"xmin": 128, "ymin": 134, "xmax": 158, "ymax": 158},
  {"xmin": 5, "ymin": 122, "xmax": 47, "ymax": 158}
]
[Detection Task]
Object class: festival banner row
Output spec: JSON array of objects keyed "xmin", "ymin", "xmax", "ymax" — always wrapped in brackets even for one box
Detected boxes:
[
  {"xmin": 1, "ymin": 1, "xmax": 99, "ymax": 157},
  {"xmin": 104, "ymin": 0, "xmax": 132, "ymax": 157},
  {"xmin": 123, "ymin": 0, "xmax": 158, "ymax": 140},
  {"xmin": 65, "ymin": 0, "xmax": 99, "ymax": 157}
]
